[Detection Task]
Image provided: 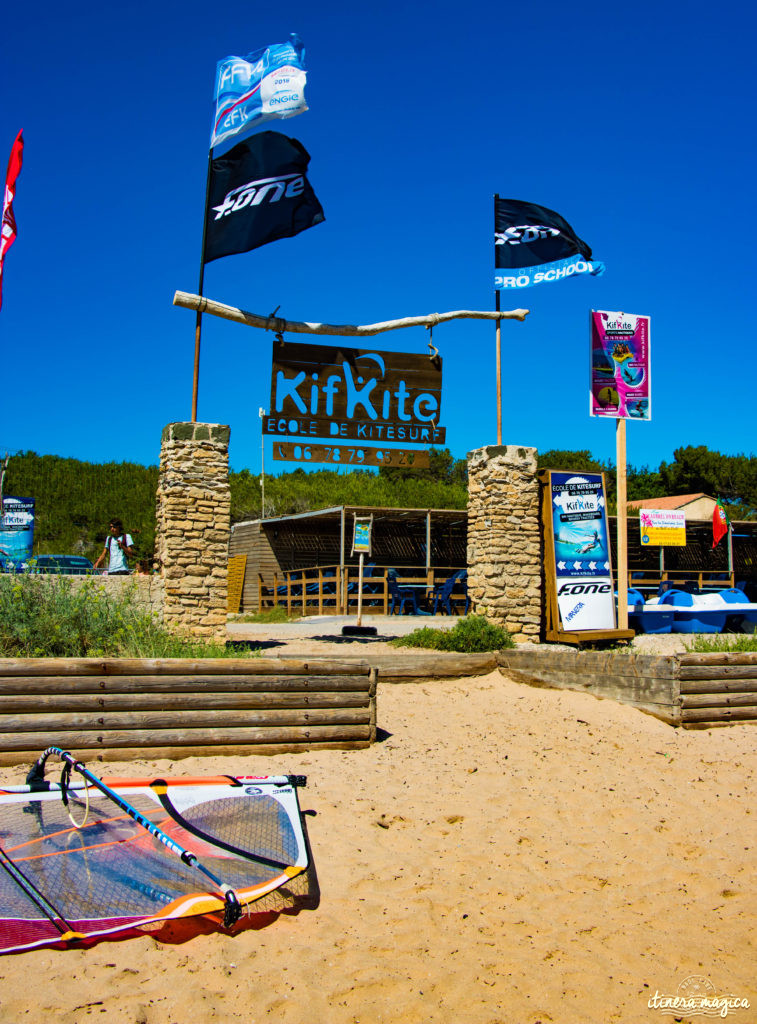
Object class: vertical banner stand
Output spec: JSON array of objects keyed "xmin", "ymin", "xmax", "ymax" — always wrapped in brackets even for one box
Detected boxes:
[
  {"xmin": 342, "ymin": 514, "xmax": 377, "ymax": 637},
  {"xmin": 616, "ymin": 418, "xmax": 628, "ymax": 629},
  {"xmin": 539, "ymin": 469, "xmax": 634, "ymax": 646}
]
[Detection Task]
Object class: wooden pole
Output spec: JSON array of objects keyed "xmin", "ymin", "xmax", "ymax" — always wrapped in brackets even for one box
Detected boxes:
[
  {"xmin": 173, "ymin": 291, "xmax": 529, "ymax": 335},
  {"xmin": 191, "ymin": 152, "xmax": 214, "ymax": 422},
  {"xmin": 356, "ymin": 551, "xmax": 364, "ymax": 628},
  {"xmin": 495, "ymin": 290, "xmax": 502, "ymax": 444},
  {"xmin": 616, "ymin": 418, "xmax": 628, "ymax": 628}
]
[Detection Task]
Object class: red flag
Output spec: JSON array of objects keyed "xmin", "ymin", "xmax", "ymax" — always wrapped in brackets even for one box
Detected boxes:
[
  {"xmin": 0, "ymin": 130, "xmax": 24, "ymax": 312},
  {"xmin": 712, "ymin": 498, "xmax": 729, "ymax": 548}
]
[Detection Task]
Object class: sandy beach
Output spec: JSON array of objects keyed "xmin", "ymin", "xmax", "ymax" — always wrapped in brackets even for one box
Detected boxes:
[{"xmin": 0, "ymin": 658, "xmax": 754, "ymax": 1024}]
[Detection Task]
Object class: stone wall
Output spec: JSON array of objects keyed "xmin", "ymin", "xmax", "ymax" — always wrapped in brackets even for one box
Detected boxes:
[
  {"xmin": 466, "ymin": 445, "xmax": 542, "ymax": 643},
  {"xmin": 156, "ymin": 423, "xmax": 231, "ymax": 642}
]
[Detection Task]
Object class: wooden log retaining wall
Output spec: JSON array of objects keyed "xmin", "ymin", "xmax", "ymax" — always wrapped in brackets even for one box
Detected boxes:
[
  {"xmin": 678, "ymin": 653, "xmax": 757, "ymax": 728},
  {"xmin": 0, "ymin": 658, "xmax": 376, "ymax": 766},
  {"xmin": 497, "ymin": 649, "xmax": 757, "ymax": 728}
]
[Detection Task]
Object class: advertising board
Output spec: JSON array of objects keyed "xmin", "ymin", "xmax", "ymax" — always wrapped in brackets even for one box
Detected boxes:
[
  {"xmin": 590, "ymin": 310, "xmax": 651, "ymax": 420},
  {"xmin": 547, "ymin": 472, "xmax": 616, "ymax": 631}
]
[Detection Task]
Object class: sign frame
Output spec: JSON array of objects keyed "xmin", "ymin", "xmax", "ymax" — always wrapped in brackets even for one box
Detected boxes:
[
  {"xmin": 590, "ymin": 310, "xmax": 651, "ymax": 421},
  {"xmin": 539, "ymin": 470, "xmax": 634, "ymax": 645},
  {"xmin": 268, "ymin": 340, "xmax": 445, "ymax": 445}
]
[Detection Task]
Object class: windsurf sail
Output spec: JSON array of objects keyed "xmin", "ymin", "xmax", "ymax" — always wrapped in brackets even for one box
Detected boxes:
[{"xmin": 0, "ymin": 747, "xmax": 308, "ymax": 955}]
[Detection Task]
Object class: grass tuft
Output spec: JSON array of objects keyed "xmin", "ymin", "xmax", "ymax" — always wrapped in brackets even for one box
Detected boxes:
[
  {"xmin": 685, "ymin": 630, "xmax": 757, "ymax": 653},
  {"xmin": 391, "ymin": 615, "xmax": 514, "ymax": 653}
]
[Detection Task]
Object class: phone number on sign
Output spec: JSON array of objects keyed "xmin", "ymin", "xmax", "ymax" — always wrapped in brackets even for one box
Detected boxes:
[{"xmin": 272, "ymin": 443, "xmax": 430, "ymax": 468}]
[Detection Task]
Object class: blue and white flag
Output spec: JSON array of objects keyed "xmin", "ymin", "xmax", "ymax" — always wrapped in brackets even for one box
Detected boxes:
[{"xmin": 211, "ymin": 35, "xmax": 307, "ymax": 150}]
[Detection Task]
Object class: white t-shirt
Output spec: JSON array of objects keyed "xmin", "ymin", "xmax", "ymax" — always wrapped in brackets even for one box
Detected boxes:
[{"xmin": 106, "ymin": 534, "xmax": 133, "ymax": 573}]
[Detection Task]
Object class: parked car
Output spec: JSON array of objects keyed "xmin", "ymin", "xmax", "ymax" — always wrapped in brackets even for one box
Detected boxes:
[{"xmin": 32, "ymin": 555, "xmax": 95, "ymax": 575}]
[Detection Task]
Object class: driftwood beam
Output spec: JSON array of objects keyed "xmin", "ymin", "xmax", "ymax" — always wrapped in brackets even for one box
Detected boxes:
[{"xmin": 173, "ymin": 290, "xmax": 530, "ymax": 336}]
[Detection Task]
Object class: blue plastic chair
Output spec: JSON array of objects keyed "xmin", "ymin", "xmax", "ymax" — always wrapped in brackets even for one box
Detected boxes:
[
  {"xmin": 431, "ymin": 570, "xmax": 469, "ymax": 615},
  {"xmin": 386, "ymin": 569, "xmax": 419, "ymax": 615}
]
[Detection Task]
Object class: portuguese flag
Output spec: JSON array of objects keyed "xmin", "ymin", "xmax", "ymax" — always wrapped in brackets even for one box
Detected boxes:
[{"xmin": 712, "ymin": 498, "xmax": 729, "ymax": 548}]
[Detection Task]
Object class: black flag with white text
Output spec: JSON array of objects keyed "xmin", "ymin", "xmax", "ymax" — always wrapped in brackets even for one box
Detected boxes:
[
  {"xmin": 494, "ymin": 197, "xmax": 603, "ymax": 289},
  {"xmin": 203, "ymin": 131, "xmax": 324, "ymax": 263}
]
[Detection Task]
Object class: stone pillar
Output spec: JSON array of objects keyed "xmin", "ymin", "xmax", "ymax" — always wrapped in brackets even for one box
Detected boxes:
[
  {"xmin": 467, "ymin": 445, "xmax": 542, "ymax": 643},
  {"xmin": 156, "ymin": 423, "xmax": 231, "ymax": 642}
]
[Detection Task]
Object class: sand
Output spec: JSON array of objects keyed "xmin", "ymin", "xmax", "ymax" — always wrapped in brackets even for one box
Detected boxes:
[{"xmin": 0, "ymin": 669, "xmax": 754, "ymax": 1024}]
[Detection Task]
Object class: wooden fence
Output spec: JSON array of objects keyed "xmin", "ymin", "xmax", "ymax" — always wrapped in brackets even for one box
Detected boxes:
[{"xmin": 0, "ymin": 657, "xmax": 376, "ymax": 766}]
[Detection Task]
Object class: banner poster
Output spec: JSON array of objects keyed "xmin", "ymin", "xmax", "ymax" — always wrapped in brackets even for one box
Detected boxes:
[
  {"xmin": 640, "ymin": 509, "xmax": 686, "ymax": 546},
  {"xmin": 590, "ymin": 310, "xmax": 651, "ymax": 420},
  {"xmin": 0, "ymin": 496, "xmax": 35, "ymax": 569},
  {"xmin": 352, "ymin": 517, "xmax": 373, "ymax": 555},
  {"xmin": 549, "ymin": 472, "xmax": 615, "ymax": 631}
]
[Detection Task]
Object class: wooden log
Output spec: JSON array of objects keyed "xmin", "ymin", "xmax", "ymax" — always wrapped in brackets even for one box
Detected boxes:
[
  {"xmin": 0, "ymin": 674, "xmax": 373, "ymax": 696},
  {"xmin": 173, "ymin": 290, "xmax": 530, "ymax": 334},
  {"xmin": 0, "ymin": 724, "xmax": 373, "ymax": 751},
  {"xmin": 678, "ymin": 665, "xmax": 757, "ymax": 681},
  {"xmin": 678, "ymin": 679, "xmax": 757, "ymax": 694},
  {"xmin": 0, "ymin": 740, "xmax": 373, "ymax": 766},
  {"xmin": 681, "ymin": 693, "xmax": 757, "ymax": 709},
  {"xmin": 501, "ymin": 666, "xmax": 679, "ymax": 704},
  {"xmin": 283, "ymin": 652, "xmax": 498, "ymax": 680},
  {"xmin": 681, "ymin": 706, "xmax": 757, "ymax": 723},
  {"xmin": 0, "ymin": 691, "xmax": 372, "ymax": 713},
  {"xmin": 0, "ymin": 707, "xmax": 372, "ymax": 733},
  {"xmin": 497, "ymin": 650, "xmax": 678, "ymax": 679},
  {"xmin": 679, "ymin": 653, "xmax": 757, "ymax": 666},
  {"xmin": 0, "ymin": 658, "xmax": 371, "ymax": 678}
]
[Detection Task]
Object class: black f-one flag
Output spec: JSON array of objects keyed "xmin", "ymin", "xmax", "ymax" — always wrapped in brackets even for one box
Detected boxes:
[
  {"xmin": 494, "ymin": 197, "xmax": 593, "ymax": 268},
  {"xmin": 203, "ymin": 131, "xmax": 324, "ymax": 263},
  {"xmin": 494, "ymin": 197, "xmax": 602, "ymax": 289}
]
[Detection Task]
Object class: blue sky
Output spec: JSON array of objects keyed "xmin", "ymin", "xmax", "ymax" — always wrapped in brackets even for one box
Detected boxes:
[{"xmin": 1, "ymin": 0, "xmax": 754, "ymax": 475}]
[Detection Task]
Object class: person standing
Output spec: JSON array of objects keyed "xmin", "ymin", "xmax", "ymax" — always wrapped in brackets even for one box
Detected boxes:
[{"xmin": 94, "ymin": 519, "xmax": 134, "ymax": 575}]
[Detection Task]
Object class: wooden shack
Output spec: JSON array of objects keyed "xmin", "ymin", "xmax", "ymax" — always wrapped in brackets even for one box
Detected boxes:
[{"xmin": 229, "ymin": 504, "xmax": 467, "ymax": 613}]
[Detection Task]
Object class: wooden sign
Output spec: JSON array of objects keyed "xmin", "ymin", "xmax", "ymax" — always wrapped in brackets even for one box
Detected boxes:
[
  {"xmin": 271, "ymin": 442, "xmax": 430, "ymax": 469},
  {"xmin": 266, "ymin": 340, "xmax": 445, "ymax": 443}
]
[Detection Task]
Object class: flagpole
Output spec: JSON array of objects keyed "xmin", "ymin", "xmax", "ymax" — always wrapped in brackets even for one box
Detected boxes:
[
  {"xmin": 494, "ymin": 193, "xmax": 502, "ymax": 444},
  {"xmin": 192, "ymin": 150, "xmax": 213, "ymax": 422}
]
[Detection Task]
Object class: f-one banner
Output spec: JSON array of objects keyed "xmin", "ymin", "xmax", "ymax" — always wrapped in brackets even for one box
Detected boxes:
[
  {"xmin": 0, "ymin": 496, "xmax": 35, "ymax": 568},
  {"xmin": 590, "ymin": 310, "xmax": 651, "ymax": 420},
  {"xmin": 549, "ymin": 472, "xmax": 615, "ymax": 631},
  {"xmin": 211, "ymin": 35, "xmax": 307, "ymax": 149},
  {"xmin": 266, "ymin": 341, "xmax": 445, "ymax": 444}
]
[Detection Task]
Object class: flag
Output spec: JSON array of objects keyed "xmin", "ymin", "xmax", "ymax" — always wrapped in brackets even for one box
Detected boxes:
[
  {"xmin": 712, "ymin": 498, "xmax": 729, "ymax": 548},
  {"xmin": 0, "ymin": 130, "xmax": 23, "ymax": 312},
  {"xmin": 211, "ymin": 35, "xmax": 307, "ymax": 150},
  {"xmin": 203, "ymin": 131, "xmax": 324, "ymax": 263},
  {"xmin": 494, "ymin": 196, "xmax": 604, "ymax": 289}
]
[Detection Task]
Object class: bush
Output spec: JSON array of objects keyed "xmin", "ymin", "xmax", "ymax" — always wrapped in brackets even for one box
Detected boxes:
[
  {"xmin": 0, "ymin": 575, "xmax": 256, "ymax": 659},
  {"xmin": 391, "ymin": 615, "xmax": 514, "ymax": 653}
]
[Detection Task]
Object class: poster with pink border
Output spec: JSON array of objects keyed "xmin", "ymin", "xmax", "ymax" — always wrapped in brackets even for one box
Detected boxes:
[{"xmin": 589, "ymin": 310, "xmax": 651, "ymax": 420}]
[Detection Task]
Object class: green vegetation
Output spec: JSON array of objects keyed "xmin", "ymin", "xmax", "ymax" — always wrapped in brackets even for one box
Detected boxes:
[
  {"xmin": 3, "ymin": 444, "xmax": 755, "ymax": 565},
  {"xmin": 391, "ymin": 615, "xmax": 514, "ymax": 653},
  {"xmin": 0, "ymin": 575, "xmax": 257, "ymax": 659},
  {"xmin": 685, "ymin": 631, "xmax": 757, "ymax": 654},
  {"xmin": 230, "ymin": 607, "xmax": 298, "ymax": 624}
]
